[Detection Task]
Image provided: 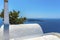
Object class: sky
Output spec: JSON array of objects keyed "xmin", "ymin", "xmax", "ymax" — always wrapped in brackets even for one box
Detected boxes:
[{"xmin": 0, "ymin": 0, "xmax": 60, "ymax": 19}]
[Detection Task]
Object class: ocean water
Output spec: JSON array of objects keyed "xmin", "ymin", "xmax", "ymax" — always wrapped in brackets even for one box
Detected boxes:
[
  {"xmin": 25, "ymin": 18, "xmax": 60, "ymax": 33},
  {"xmin": 0, "ymin": 18, "xmax": 3, "ymax": 27},
  {"xmin": 0, "ymin": 18, "xmax": 60, "ymax": 33}
]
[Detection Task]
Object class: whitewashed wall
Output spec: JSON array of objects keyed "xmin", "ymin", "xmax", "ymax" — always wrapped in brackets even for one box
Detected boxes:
[{"xmin": 0, "ymin": 24, "xmax": 43, "ymax": 40}]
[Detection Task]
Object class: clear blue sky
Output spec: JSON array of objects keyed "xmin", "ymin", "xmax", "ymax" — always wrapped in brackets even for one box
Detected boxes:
[{"xmin": 0, "ymin": 0, "xmax": 60, "ymax": 18}]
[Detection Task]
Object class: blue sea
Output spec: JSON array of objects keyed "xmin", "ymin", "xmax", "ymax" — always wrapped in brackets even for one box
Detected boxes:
[
  {"xmin": 25, "ymin": 18, "xmax": 60, "ymax": 33},
  {"xmin": 0, "ymin": 18, "xmax": 60, "ymax": 33}
]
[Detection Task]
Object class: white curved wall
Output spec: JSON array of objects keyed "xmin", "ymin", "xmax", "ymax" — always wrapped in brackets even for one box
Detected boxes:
[{"xmin": 0, "ymin": 24, "xmax": 43, "ymax": 40}]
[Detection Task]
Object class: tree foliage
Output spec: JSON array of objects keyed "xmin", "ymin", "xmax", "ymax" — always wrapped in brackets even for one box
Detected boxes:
[{"xmin": 0, "ymin": 9, "xmax": 26, "ymax": 24}]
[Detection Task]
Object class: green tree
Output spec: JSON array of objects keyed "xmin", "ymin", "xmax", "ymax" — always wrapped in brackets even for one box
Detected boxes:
[
  {"xmin": 0, "ymin": 9, "xmax": 4, "ymax": 18},
  {"xmin": 0, "ymin": 9, "xmax": 26, "ymax": 24}
]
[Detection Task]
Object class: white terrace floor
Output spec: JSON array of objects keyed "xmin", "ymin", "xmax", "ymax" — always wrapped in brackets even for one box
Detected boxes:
[{"xmin": 10, "ymin": 35, "xmax": 60, "ymax": 40}]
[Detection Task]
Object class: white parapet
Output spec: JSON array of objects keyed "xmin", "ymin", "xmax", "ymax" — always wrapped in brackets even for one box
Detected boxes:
[
  {"xmin": 0, "ymin": 24, "xmax": 43, "ymax": 40},
  {"xmin": 9, "ymin": 24, "xmax": 43, "ymax": 39}
]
